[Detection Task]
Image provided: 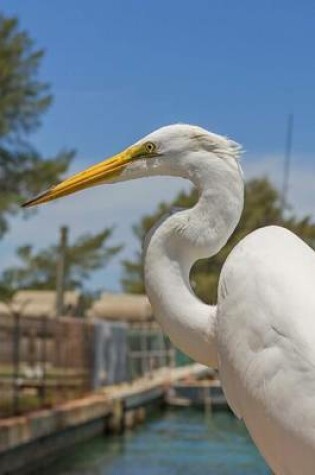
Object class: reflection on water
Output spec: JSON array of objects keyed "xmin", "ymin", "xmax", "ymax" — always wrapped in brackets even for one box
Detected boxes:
[{"xmin": 43, "ymin": 409, "xmax": 270, "ymax": 475}]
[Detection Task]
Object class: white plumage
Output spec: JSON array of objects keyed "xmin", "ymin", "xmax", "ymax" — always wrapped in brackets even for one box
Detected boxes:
[
  {"xmin": 24, "ymin": 124, "xmax": 315, "ymax": 474},
  {"xmin": 218, "ymin": 226, "xmax": 315, "ymax": 474}
]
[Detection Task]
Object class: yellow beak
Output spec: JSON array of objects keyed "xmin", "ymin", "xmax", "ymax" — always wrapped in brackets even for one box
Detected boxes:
[{"xmin": 22, "ymin": 145, "xmax": 142, "ymax": 208}]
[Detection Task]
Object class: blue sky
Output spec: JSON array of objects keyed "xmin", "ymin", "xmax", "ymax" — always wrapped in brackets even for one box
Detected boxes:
[{"xmin": 1, "ymin": 0, "xmax": 315, "ymax": 291}]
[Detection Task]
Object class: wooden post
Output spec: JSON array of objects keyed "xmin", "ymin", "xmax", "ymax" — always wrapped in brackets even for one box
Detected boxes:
[
  {"xmin": 12, "ymin": 311, "xmax": 21, "ymax": 415},
  {"xmin": 107, "ymin": 399, "xmax": 124, "ymax": 434},
  {"xmin": 56, "ymin": 226, "xmax": 68, "ymax": 317},
  {"xmin": 39, "ymin": 316, "xmax": 47, "ymax": 407}
]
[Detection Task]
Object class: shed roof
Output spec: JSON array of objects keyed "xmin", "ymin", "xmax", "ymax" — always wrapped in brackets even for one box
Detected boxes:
[
  {"xmin": 10, "ymin": 290, "xmax": 82, "ymax": 318},
  {"xmin": 88, "ymin": 292, "xmax": 153, "ymax": 322}
]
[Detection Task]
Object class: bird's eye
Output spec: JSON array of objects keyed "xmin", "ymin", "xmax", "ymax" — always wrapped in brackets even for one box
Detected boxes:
[{"xmin": 145, "ymin": 142, "xmax": 156, "ymax": 154}]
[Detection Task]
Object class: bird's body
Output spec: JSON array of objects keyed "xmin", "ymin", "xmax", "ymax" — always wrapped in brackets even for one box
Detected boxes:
[
  {"xmin": 218, "ymin": 225, "xmax": 315, "ymax": 474},
  {"xmin": 23, "ymin": 123, "xmax": 315, "ymax": 474}
]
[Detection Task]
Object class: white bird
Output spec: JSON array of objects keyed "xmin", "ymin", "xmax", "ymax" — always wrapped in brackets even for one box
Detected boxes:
[{"xmin": 23, "ymin": 124, "xmax": 315, "ymax": 474}]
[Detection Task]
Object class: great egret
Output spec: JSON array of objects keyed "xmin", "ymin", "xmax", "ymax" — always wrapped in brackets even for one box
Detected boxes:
[{"xmin": 23, "ymin": 124, "xmax": 315, "ymax": 474}]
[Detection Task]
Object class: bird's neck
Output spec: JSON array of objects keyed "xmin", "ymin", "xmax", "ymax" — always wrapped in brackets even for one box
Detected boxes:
[{"xmin": 144, "ymin": 158, "xmax": 244, "ymax": 367}]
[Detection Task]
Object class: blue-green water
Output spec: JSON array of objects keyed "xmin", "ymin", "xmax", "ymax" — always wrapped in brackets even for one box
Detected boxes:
[{"xmin": 44, "ymin": 409, "xmax": 270, "ymax": 475}]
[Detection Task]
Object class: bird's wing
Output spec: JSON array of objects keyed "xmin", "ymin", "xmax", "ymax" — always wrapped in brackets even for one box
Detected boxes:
[{"xmin": 217, "ymin": 226, "xmax": 315, "ymax": 433}]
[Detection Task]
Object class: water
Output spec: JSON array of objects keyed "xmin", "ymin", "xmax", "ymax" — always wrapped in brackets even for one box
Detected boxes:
[{"xmin": 44, "ymin": 409, "xmax": 270, "ymax": 475}]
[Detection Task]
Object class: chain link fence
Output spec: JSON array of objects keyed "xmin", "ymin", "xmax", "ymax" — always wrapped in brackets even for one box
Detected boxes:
[{"xmin": 0, "ymin": 315, "xmax": 175, "ymax": 418}]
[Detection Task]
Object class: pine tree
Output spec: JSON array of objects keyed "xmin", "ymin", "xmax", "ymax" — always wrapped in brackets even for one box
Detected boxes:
[
  {"xmin": 0, "ymin": 228, "xmax": 122, "ymax": 297},
  {"xmin": 0, "ymin": 14, "xmax": 73, "ymax": 236}
]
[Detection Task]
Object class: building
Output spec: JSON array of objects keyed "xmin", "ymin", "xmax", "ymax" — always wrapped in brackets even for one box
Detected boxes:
[
  {"xmin": 0, "ymin": 290, "xmax": 83, "ymax": 318},
  {"xmin": 87, "ymin": 292, "xmax": 154, "ymax": 324}
]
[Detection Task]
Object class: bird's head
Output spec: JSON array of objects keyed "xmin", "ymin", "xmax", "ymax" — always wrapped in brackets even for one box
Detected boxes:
[{"xmin": 22, "ymin": 124, "xmax": 242, "ymax": 208}]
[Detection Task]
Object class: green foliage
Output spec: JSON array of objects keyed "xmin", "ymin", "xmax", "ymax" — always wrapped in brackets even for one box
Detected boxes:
[
  {"xmin": 121, "ymin": 177, "xmax": 315, "ymax": 303},
  {"xmin": 0, "ymin": 228, "xmax": 122, "ymax": 296},
  {"xmin": 0, "ymin": 14, "xmax": 73, "ymax": 236},
  {"xmin": 0, "ymin": 15, "xmax": 50, "ymax": 137}
]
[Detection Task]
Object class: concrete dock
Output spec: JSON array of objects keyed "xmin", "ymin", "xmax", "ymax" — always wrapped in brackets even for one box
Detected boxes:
[
  {"xmin": 0, "ymin": 364, "xmax": 212, "ymax": 475},
  {"xmin": 167, "ymin": 378, "xmax": 227, "ymax": 409}
]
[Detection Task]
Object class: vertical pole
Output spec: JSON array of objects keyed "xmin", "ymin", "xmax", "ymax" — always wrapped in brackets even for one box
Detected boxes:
[
  {"xmin": 127, "ymin": 329, "xmax": 134, "ymax": 382},
  {"xmin": 12, "ymin": 311, "xmax": 20, "ymax": 415},
  {"xmin": 158, "ymin": 330, "xmax": 167, "ymax": 368},
  {"xmin": 147, "ymin": 325, "xmax": 153, "ymax": 378},
  {"xmin": 168, "ymin": 340, "xmax": 176, "ymax": 368},
  {"xmin": 39, "ymin": 316, "xmax": 47, "ymax": 407},
  {"xmin": 56, "ymin": 226, "xmax": 68, "ymax": 317},
  {"xmin": 280, "ymin": 113, "xmax": 294, "ymax": 214},
  {"xmin": 140, "ymin": 327, "xmax": 148, "ymax": 376}
]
